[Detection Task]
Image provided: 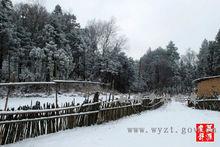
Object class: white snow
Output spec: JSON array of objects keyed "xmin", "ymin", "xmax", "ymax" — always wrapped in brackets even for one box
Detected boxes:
[
  {"xmin": 0, "ymin": 93, "xmax": 85, "ymax": 110},
  {"xmin": 3, "ymin": 100, "xmax": 220, "ymax": 147},
  {"xmin": 0, "ymin": 93, "xmax": 136, "ymax": 110}
]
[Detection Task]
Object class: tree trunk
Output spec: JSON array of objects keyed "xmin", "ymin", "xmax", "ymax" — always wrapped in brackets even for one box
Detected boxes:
[
  {"xmin": 8, "ymin": 53, "xmax": 11, "ymax": 81},
  {"xmin": 17, "ymin": 61, "xmax": 22, "ymax": 82},
  {"xmin": 0, "ymin": 54, "xmax": 3, "ymax": 70},
  {"xmin": 83, "ymin": 48, "xmax": 86, "ymax": 80},
  {"xmin": 0, "ymin": 54, "xmax": 3, "ymax": 80}
]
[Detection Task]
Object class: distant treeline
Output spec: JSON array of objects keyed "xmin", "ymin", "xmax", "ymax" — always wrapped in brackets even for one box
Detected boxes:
[{"xmin": 0, "ymin": 0, "xmax": 220, "ymax": 94}]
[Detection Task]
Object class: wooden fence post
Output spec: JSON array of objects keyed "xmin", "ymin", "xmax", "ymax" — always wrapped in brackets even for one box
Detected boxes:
[
  {"xmin": 0, "ymin": 131, "xmax": 2, "ymax": 145},
  {"xmin": 55, "ymin": 83, "xmax": 58, "ymax": 108},
  {"xmin": 4, "ymin": 85, "xmax": 10, "ymax": 111}
]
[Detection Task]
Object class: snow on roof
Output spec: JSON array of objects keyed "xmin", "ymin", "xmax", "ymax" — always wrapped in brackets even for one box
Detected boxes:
[{"xmin": 193, "ymin": 75, "xmax": 220, "ymax": 84}]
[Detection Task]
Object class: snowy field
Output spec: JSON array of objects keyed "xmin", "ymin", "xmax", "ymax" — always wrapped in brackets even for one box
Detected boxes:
[
  {"xmin": 0, "ymin": 93, "xmax": 83, "ymax": 110},
  {"xmin": 0, "ymin": 92, "xmax": 134, "ymax": 110},
  {"xmin": 2, "ymin": 100, "xmax": 220, "ymax": 147}
]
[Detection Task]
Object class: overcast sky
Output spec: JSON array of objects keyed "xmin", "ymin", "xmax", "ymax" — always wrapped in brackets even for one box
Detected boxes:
[{"xmin": 12, "ymin": 0, "xmax": 220, "ymax": 59}]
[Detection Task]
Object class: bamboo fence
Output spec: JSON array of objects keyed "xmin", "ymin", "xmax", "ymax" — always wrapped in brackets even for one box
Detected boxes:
[{"xmin": 0, "ymin": 97, "xmax": 164, "ymax": 145}]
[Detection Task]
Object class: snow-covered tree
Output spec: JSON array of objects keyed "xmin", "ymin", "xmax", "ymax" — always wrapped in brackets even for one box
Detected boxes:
[
  {"xmin": 0, "ymin": 0, "xmax": 19, "ymax": 81},
  {"xmin": 29, "ymin": 47, "xmax": 45, "ymax": 81},
  {"xmin": 197, "ymin": 39, "xmax": 209, "ymax": 77}
]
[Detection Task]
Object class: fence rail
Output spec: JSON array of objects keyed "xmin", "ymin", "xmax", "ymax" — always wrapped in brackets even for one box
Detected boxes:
[{"xmin": 0, "ymin": 97, "xmax": 165, "ymax": 145}]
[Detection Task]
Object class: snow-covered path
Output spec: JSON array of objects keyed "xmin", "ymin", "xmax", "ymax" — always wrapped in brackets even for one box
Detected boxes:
[{"xmin": 3, "ymin": 101, "xmax": 220, "ymax": 147}]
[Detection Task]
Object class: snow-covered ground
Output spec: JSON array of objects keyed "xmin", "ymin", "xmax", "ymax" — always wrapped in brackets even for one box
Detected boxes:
[
  {"xmin": 0, "ymin": 92, "xmax": 135, "ymax": 110},
  {"xmin": 3, "ymin": 100, "xmax": 220, "ymax": 147},
  {"xmin": 0, "ymin": 93, "xmax": 82, "ymax": 110}
]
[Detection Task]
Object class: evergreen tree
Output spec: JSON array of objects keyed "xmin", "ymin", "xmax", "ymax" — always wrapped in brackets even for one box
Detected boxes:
[
  {"xmin": 42, "ymin": 41, "xmax": 58, "ymax": 81},
  {"xmin": 197, "ymin": 39, "xmax": 209, "ymax": 77},
  {"xmin": 29, "ymin": 46, "xmax": 45, "ymax": 81},
  {"xmin": 166, "ymin": 41, "xmax": 180, "ymax": 75},
  {"xmin": 213, "ymin": 30, "xmax": 220, "ymax": 74},
  {"xmin": 50, "ymin": 5, "xmax": 67, "ymax": 48}
]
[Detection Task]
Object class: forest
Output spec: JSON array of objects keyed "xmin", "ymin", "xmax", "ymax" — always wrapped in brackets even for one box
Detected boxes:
[{"xmin": 1, "ymin": 0, "xmax": 220, "ymax": 94}]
